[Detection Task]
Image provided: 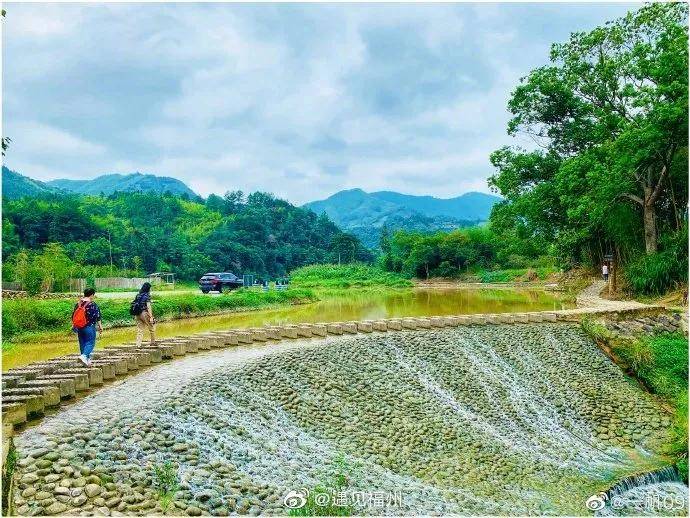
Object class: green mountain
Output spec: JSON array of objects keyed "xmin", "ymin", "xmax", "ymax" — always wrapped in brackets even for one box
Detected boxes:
[
  {"xmin": 304, "ymin": 189, "xmax": 499, "ymax": 248},
  {"xmin": 2, "ymin": 166, "xmax": 63, "ymax": 199},
  {"xmin": 47, "ymin": 172, "xmax": 198, "ymax": 198}
]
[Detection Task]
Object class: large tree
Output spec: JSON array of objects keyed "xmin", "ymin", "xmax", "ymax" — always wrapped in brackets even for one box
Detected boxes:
[{"xmin": 491, "ymin": 3, "xmax": 688, "ymax": 257}]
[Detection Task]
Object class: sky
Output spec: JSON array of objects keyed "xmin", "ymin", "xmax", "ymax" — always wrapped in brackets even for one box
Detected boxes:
[{"xmin": 3, "ymin": 2, "xmax": 640, "ymax": 204}]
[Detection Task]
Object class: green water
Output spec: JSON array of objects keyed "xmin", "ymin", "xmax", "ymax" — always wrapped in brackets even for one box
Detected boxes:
[{"xmin": 3, "ymin": 287, "xmax": 572, "ymax": 369}]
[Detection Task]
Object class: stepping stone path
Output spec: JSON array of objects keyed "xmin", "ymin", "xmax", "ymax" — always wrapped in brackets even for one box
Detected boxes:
[{"xmin": 1, "ymin": 281, "xmax": 668, "ymax": 445}]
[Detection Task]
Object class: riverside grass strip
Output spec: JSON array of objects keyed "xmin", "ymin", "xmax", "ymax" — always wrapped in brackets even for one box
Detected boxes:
[{"xmin": 1, "ymin": 302, "xmax": 663, "ymax": 435}]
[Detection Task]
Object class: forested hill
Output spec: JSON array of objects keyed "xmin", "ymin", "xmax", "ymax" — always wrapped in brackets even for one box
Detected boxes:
[
  {"xmin": 47, "ymin": 172, "xmax": 198, "ymax": 198},
  {"xmin": 2, "ymin": 190, "xmax": 372, "ymax": 283},
  {"xmin": 2, "ymin": 167, "xmax": 63, "ymax": 199},
  {"xmin": 2, "ymin": 167, "xmax": 199, "ymax": 199},
  {"xmin": 303, "ymin": 188, "xmax": 497, "ymax": 248}
]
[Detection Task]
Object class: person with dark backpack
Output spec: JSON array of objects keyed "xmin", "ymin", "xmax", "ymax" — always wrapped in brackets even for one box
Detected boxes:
[
  {"xmin": 131, "ymin": 282, "xmax": 156, "ymax": 346},
  {"xmin": 71, "ymin": 287, "xmax": 103, "ymax": 366}
]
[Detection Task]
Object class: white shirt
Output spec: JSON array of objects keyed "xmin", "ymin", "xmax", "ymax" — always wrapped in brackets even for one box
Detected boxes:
[{"xmin": 602, "ymin": 265, "xmax": 609, "ymax": 274}]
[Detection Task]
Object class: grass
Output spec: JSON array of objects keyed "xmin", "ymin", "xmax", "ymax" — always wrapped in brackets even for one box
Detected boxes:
[
  {"xmin": 152, "ymin": 461, "xmax": 179, "ymax": 512},
  {"xmin": 582, "ymin": 319, "xmax": 689, "ymax": 481},
  {"xmin": 1, "ymin": 288, "xmax": 315, "ymax": 346},
  {"xmin": 288, "ymin": 454, "xmax": 360, "ymax": 516},
  {"xmin": 2, "ymin": 443, "xmax": 17, "ymax": 515},
  {"xmin": 461, "ymin": 266, "xmax": 558, "ymax": 284},
  {"xmin": 290, "ymin": 264, "xmax": 412, "ymax": 290}
]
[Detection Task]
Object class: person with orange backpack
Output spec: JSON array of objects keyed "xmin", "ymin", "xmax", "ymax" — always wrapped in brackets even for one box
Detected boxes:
[{"xmin": 71, "ymin": 287, "xmax": 103, "ymax": 366}]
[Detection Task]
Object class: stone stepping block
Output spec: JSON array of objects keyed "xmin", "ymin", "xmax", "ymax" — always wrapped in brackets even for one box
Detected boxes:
[
  {"xmin": 341, "ymin": 322, "xmax": 358, "ymax": 334},
  {"xmin": 483, "ymin": 315, "xmax": 500, "ymax": 325},
  {"xmin": 158, "ymin": 339, "xmax": 196, "ymax": 354},
  {"xmin": 85, "ymin": 360, "xmax": 120, "ymax": 378},
  {"xmin": 272, "ymin": 326, "xmax": 298, "ymax": 339},
  {"xmin": 429, "ymin": 317, "xmax": 448, "ymax": 328},
  {"xmin": 324, "ymin": 323, "xmax": 343, "ymax": 335},
  {"xmin": 55, "ymin": 368, "xmax": 104, "ymax": 386},
  {"xmin": 113, "ymin": 346, "xmax": 163, "ymax": 363},
  {"xmin": 4, "ymin": 386, "xmax": 61, "ymax": 408},
  {"xmin": 310, "ymin": 324, "xmax": 327, "ymax": 337},
  {"xmin": 2, "ymin": 376, "xmax": 25, "ymax": 389},
  {"xmin": 219, "ymin": 331, "xmax": 252, "ymax": 344},
  {"xmin": 495, "ymin": 314, "xmax": 515, "ymax": 324},
  {"xmin": 18, "ymin": 379, "xmax": 76, "ymax": 399},
  {"xmin": 4, "ymin": 369, "xmax": 44, "ymax": 381},
  {"xmin": 413, "ymin": 318, "xmax": 432, "ymax": 329},
  {"xmin": 445, "ymin": 316, "xmax": 465, "ymax": 326},
  {"xmin": 295, "ymin": 325, "xmax": 314, "ymax": 337},
  {"xmin": 261, "ymin": 327, "xmax": 282, "ymax": 340},
  {"xmin": 97, "ymin": 354, "xmax": 140, "ymax": 370},
  {"xmin": 527, "ymin": 313, "xmax": 544, "ymax": 323},
  {"xmin": 356, "ymin": 322, "xmax": 373, "ymax": 333},
  {"xmin": 400, "ymin": 319, "xmax": 419, "ymax": 330},
  {"xmin": 512, "ymin": 313, "xmax": 529, "ymax": 324},
  {"xmin": 38, "ymin": 373, "xmax": 89, "ymax": 392},
  {"xmin": 468, "ymin": 315, "xmax": 487, "ymax": 325},
  {"xmin": 204, "ymin": 332, "xmax": 238, "ymax": 346},
  {"xmin": 371, "ymin": 321, "xmax": 388, "ymax": 332},
  {"xmin": 195, "ymin": 333, "xmax": 224, "ymax": 348},
  {"xmin": 2, "ymin": 394, "xmax": 44, "ymax": 417},
  {"xmin": 247, "ymin": 329, "xmax": 268, "ymax": 342},
  {"xmin": 385, "ymin": 319, "xmax": 403, "ymax": 331},
  {"xmin": 2, "ymin": 403, "xmax": 27, "ymax": 426},
  {"xmin": 542, "ymin": 312, "xmax": 558, "ymax": 322}
]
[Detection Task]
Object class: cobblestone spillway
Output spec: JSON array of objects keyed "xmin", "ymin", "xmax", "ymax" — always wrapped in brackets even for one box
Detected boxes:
[{"xmin": 11, "ymin": 324, "xmax": 687, "ymax": 516}]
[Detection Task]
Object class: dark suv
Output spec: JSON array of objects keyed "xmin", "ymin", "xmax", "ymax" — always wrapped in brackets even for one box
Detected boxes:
[{"xmin": 199, "ymin": 272, "xmax": 244, "ymax": 293}]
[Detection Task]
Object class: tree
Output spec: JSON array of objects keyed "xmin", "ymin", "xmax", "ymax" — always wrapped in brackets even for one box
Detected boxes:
[{"xmin": 491, "ymin": 3, "xmax": 688, "ymax": 259}]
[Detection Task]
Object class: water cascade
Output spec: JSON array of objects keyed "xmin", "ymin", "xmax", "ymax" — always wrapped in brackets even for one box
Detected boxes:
[{"xmin": 12, "ymin": 324, "xmax": 687, "ymax": 515}]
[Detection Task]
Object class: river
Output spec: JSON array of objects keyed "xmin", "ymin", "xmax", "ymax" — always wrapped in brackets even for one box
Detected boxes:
[{"xmin": 3, "ymin": 287, "xmax": 572, "ymax": 369}]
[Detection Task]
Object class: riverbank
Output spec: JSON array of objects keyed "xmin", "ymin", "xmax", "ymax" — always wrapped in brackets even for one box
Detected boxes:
[
  {"xmin": 582, "ymin": 317, "xmax": 689, "ymax": 481},
  {"xmin": 2, "ymin": 287, "xmax": 572, "ymax": 370}
]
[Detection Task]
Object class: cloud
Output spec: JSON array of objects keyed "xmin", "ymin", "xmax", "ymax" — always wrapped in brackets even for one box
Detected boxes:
[{"xmin": 2, "ymin": 2, "xmax": 637, "ymax": 204}]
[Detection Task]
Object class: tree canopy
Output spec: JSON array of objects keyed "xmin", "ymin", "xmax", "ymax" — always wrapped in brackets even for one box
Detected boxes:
[{"xmin": 489, "ymin": 3, "xmax": 688, "ymax": 270}]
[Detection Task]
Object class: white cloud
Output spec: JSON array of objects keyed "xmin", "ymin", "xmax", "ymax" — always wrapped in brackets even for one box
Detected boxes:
[{"xmin": 2, "ymin": 2, "xmax": 637, "ymax": 204}]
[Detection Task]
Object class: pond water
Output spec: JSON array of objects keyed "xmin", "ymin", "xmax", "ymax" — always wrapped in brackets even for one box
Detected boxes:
[
  {"xmin": 14, "ymin": 325, "xmax": 685, "ymax": 516},
  {"xmin": 3, "ymin": 287, "xmax": 572, "ymax": 369}
]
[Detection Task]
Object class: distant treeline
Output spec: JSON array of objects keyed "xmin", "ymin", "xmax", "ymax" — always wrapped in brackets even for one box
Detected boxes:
[{"xmin": 2, "ymin": 191, "xmax": 372, "ymax": 290}]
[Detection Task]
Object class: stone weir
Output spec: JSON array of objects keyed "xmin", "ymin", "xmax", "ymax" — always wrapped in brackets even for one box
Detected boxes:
[{"xmin": 1, "ymin": 301, "xmax": 663, "ymax": 439}]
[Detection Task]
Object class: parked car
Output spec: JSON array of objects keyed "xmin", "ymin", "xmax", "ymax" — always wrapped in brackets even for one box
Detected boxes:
[{"xmin": 199, "ymin": 272, "xmax": 244, "ymax": 293}]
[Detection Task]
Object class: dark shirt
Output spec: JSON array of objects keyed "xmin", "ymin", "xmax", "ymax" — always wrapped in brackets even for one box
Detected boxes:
[
  {"xmin": 73, "ymin": 300, "xmax": 102, "ymax": 326},
  {"xmin": 135, "ymin": 292, "xmax": 151, "ymax": 307}
]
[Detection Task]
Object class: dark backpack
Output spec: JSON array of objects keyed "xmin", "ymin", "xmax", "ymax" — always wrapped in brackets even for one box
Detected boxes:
[{"xmin": 129, "ymin": 294, "xmax": 144, "ymax": 316}]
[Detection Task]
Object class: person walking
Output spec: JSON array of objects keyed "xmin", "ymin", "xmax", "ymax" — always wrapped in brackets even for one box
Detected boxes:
[
  {"xmin": 602, "ymin": 263, "xmax": 609, "ymax": 282},
  {"xmin": 131, "ymin": 282, "xmax": 156, "ymax": 346},
  {"xmin": 71, "ymin": 287, "xmax": 102, "ymax": 366}
]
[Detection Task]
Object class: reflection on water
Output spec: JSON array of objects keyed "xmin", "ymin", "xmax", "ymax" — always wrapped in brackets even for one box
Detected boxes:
[{"xmin": 3, "ymin": 288, "xmax": 572, "ymax": 370}]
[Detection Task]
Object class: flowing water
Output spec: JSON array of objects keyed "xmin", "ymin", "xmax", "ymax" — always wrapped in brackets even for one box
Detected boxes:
[
  {"xmin": 13, "ymin": 324, "xmax": 687, "ymax": 516},
  {"xmin": 3, "ymin": 287, "xmax": 571, "ymax": 369}
]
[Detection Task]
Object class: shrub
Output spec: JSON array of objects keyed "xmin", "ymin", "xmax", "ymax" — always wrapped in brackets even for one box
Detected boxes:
[
  {"xmin": 290, "ymin": 264, "xmax": 411, "ymax": 289},
  {"xmin": 625, "ymin": 225, "xmax": 688, "ymax": 296}
]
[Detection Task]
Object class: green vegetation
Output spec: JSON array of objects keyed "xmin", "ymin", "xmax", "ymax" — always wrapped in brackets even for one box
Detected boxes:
[
  {"xmin": 1, "ymin": 442, "xmax": 17, "ymax": 515},
  {"xmin": 582, "ymin": 319, "xmax": 688, "ymax": 480},
  {"xmin": 487, "ymin": 3, "xmax": 688, "ymax": 295},
  {"xmin": 290, "ymin": 264, "xmax": 411, "ymax": 289},
  {"xmin": 1, "ymin": 288, "xmax": 314, "ymax": 345},
  {"xmin": 288, "ymin": 455, "xmax": 360, "ymax": 516},
  {"xmin": 380, "ymin": 226, "xmax": 552, "ymax": 280},
  {"xmin": 2, "ymin": 190, "xmax": 372, "ymax": 290},
  {"xmin": 152, "ymin": 461, "xmax": 180, "ymax": 512}
]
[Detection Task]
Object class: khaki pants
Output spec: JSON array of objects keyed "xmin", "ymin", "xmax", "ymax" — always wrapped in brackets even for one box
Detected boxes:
[{"xmin": 135, "ymin": 311, "xmax": 156, "ymax": 346}]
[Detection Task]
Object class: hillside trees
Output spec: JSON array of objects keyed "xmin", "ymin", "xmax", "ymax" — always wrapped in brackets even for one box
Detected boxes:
[
  {"xmin": 489, "ymin": 3, "xmax": 688, "ymax": 274},
  {"xmin": 2, "ymin": 190, "xmax": 371, "ymax": 286}
]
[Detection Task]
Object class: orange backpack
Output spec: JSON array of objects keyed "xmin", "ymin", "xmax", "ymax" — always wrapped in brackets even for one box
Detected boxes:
[{"xmin": 72, "ymin": 300, "xmax": 90, "ymax": 329}]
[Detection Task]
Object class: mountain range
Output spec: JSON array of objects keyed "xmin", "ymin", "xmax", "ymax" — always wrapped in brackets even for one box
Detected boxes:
[
  {"xmin": 304, "ymin": 188, "xmax": 500, "ymax": 248},
  {"xmin": 3, "ymin": 168, "xmax": 500, "ymax": 249},
  {"xmin": 2, "ymin": 167, "xmax": 198, "ymax": 199}
]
